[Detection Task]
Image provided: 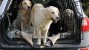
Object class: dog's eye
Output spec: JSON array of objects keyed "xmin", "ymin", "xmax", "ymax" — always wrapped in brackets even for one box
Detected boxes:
[
  {"xmin": 52, "ymin": 12, "xmax": 54, "ymax": 14},
  {"xmin": 24, "ymin": 3, "xmax": 26, "ymax": 4}
]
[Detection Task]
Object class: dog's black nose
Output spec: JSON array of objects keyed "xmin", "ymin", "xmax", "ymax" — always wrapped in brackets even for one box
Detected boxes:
[
  {"xmin": 28, "ymin": 7, "xmax": 30, "ymax": 8},
  {"xmin": 56, "ymin": 17, "xmax": 59, "ymax": 19}
]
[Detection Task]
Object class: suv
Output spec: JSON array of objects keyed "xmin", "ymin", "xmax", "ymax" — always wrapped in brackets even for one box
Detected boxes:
[{"xmin": 0, "ymin": 0, "xmax": 89, "ymax": 50}]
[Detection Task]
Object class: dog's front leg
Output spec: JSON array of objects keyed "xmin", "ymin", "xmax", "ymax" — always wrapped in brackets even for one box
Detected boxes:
[
  {"xmin": 36, "ymin": 28, "xmax": 41, "ymax": 45},
  {"xmin": 21, "ymin": 22, "xmax": 33, "ymax": 47},
  {"xmin": 43, "ymin": 29, "xmax": 48, "ymax": 45}
]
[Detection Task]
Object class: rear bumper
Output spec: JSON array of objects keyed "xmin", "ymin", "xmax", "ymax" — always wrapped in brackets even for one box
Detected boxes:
[
  {"xmin": 51, "ymin": 31, "xmax": 89, "ymax": 48},
  {"xmin": 0, "ymin": 31, "xmax": 89, "ymax": 49},
  {"xmin": 0, "ymin": 43, "xmax": 88, "ymax": 49}
]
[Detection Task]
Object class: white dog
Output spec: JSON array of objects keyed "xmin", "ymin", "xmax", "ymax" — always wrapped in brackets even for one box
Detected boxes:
[{"xmin": 30, "ymin": 3, "xmax": 60, "ymax": 46}]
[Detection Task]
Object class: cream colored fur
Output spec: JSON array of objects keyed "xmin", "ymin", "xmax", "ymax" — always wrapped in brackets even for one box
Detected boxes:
[{"xmin": 30, "ymin": 3, "xmax": 59, "ymax": 45}]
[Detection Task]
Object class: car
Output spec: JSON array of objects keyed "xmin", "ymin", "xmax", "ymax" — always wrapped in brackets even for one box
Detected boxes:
[{"xmin": 0, "ymin": 0, "xmax": 89, "ymax": 50}]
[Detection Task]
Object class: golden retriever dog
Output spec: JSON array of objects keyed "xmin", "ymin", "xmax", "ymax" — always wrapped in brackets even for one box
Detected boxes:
[
  {"xmin": 30, "ymin": 3, "xmax": 60, "ymax": 46},
  {"xmin": 45, "ymin": 9, "xmax": 76, "ymax": 47},
  {"xmin": 61, "ymin": 9, "xmax": 76, "ymax": 33},
  {"xmin": 18, "ymin": 0, "xmax": 31, "ymax": 32},
  {"xmin": 12, "ymin": 0, "xmax": 32, "ymax": 32},
  {"xmin": 11, "ymin": 0, "xmax": 33, "ymax": 46}
]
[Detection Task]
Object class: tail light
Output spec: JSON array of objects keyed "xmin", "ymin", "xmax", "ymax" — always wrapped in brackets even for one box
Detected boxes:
[
  {"xmin": 81, "ymin": 17, "xmax": 89, "ymax": 32},
  {"xmin": 78, "ymin": 48, "xmax": 89, "ymax": 50}
]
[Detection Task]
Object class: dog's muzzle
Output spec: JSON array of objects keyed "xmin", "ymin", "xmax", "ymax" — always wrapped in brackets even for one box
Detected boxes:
[
  {"xmin": 28, "ymin": 6, "xmax": 31, "ymax": 9},
  {"xmin": 51, "ymin": 18, "xmax": 56, "ymax": 22},
  {"xmin": 51, "ymin": 17, "xmax": 60, "ymax": 23},
  {"xmin": 28, "ymin": 7, "xmax": 31, "ymax": 9}
]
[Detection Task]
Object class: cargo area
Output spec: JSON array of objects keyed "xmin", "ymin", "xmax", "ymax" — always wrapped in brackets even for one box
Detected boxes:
[{"xmin": 0, "ymin": 0, "xmax": 82, "ymax": 47}]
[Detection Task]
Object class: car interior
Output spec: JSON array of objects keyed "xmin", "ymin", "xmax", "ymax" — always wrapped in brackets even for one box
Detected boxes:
[{"xmin": 0, "ymin": 0, "xmax": 83, "ymax": 47}]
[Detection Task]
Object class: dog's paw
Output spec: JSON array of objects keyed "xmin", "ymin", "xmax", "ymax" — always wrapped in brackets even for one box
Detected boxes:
[
  {"xmin": 37, "ymin": 41, "xmax": 41, "ymax": 46},
  {"xmin": 33, "ymin": 43, "xmax": 41, "ymax": 48},
  {"xmin": 33, "ymin": 40, "xmax": 41, "ymax": 48},
  {"xmin": 43, "ymin": 40, "xmax": 53, "ymax": 47},
  {"xmin": 42, "ymin": 38, "xmax": 53, "ymax": 47}
]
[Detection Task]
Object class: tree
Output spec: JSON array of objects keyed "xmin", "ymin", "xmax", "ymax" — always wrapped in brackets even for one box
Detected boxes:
[{"xmin": 82, "ymin": 0, "xmax": 89, "ymax": 17}]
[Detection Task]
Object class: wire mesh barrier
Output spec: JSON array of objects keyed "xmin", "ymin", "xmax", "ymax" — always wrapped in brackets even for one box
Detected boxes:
[
  {"xmin": 47, "ymin": 0, "xmax": 83, "ymax": 42},
  {"xmin": 1, "ymin": 0, "xmax": 83, "ymax": 45}
]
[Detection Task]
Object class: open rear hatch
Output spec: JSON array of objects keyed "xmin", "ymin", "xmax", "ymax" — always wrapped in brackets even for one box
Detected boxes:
[{"xmin": 0, "ymin": 0, "xmax": 83, "ymax": 48}]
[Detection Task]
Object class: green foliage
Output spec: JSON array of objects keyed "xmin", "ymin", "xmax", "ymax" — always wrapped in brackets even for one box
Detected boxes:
[
  {"xmin": 32, "ymin": 0, "xmax": 89, "ymax": 16},
  {"xmin": 82, "ymin": 0, "xmax": 89, "ymax": 17},
  {"xmin": 32, "ymin": 0, "xmax": 51, "ymax": 5}
]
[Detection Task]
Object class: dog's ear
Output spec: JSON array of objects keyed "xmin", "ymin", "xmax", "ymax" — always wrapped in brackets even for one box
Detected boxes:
[{"xmin": 45, "ymin": 8, "xmax": 51, "ymax": 19}]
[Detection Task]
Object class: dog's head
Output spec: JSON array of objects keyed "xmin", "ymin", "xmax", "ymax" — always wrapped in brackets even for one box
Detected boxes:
[
  {"xmin": 47, "ymin": 6, "xmax": 60, "ymax": 23},
  {"xmin": 19, "ymin": 0, "xmax": 32, "ymax": 10},
  {"xmin": 62, "ymin": 9, "xmax": 74, "ymax": 22},
  {"xmin": 65, "ymin": 9, "xmax": 74, "ymax": 19}
]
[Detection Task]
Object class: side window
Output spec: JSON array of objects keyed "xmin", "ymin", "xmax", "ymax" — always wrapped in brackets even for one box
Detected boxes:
[{"xmin": 0, "ymin": 0, "xmax": 3, "ymax": 6}]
